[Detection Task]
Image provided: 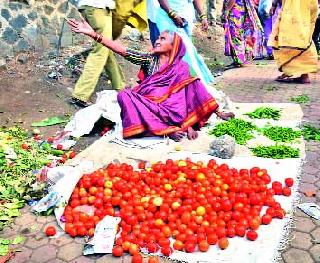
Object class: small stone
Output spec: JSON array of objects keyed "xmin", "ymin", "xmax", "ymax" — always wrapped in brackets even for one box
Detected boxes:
[
  {"xmin": 17, "ymin": 53, "xmax": 28, "ymax": 64},
  {"xmin": 9, "ymin": 15, "xmax": 28, "ymax": 32},
  {"xmin": 25, "ymin": 235, "xmax": 48, "ymax": 249},
  {"xmin": 209, "ymin": 135, "xmax": 235, "ymax": 159},
  {"xmin": 1, "ymin": 9, "xmax": 11, "ymax": 20},
  {"xmin": 27, "ymin": 10, "xmax": 38, "ymax": 20},
  {"xmin": 2, "ymin": 27, "xmax": 19, "ymax": 44}
]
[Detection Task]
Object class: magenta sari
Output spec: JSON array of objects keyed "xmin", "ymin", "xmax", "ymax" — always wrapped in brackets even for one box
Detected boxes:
[{"xmin": 117, "ymin": 34, "xmax": 219, "ymax": 138}]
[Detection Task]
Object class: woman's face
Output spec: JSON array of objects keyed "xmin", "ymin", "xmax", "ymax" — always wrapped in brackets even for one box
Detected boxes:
[{"xmin": 153, "ymin": 32, "xmax": 173, "ymax": 55}]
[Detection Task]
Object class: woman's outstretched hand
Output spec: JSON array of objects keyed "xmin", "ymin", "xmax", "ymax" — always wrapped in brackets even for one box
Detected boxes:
[{"xmin": 67, "ymin": 19, "xmax": 94, "ymax": 36}]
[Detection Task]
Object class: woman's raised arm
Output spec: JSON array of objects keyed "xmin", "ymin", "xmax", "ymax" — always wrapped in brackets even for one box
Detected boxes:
[{"xmin": 67, "ymin": 19, "xmax": 127, "ymax": 56}]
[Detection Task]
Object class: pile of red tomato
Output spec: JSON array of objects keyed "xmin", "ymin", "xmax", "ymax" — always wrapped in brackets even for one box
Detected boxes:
[{"xmin": 63, "ymin": 158, "xmax": 294, "ymax": 260}]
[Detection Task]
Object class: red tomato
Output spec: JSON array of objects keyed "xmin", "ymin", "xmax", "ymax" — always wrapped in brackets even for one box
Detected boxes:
[
  {"xmin": 236, "ymin": 225, "xmax": 246, "ymax": 237},
  {"xmin": 161, "ymin": 245, "xmax": 173, "ymax": 256},
  {"xmin": 282, "ymin": 187, "xmax": 291, "ymax": 196},
  {"xmin": 198, "ymin": 240, "xmax": 210, "ymax": 252},
  {"xmin": 45, "ymin": 226, "xmax": 56, "ymax": 236},
  {"xmin": 57, "ymin": 144, "xmax": 63, "ymax": 150},
  {"xmin": 284, "ymin": 178, "xmax": 294, "ymax": 187},
  {"xmin": 77, "ymin": 226, "xmax": 87, "ymax": 237},
  {"xmin": 132, "ymin": 254, "xmax": 143, "ymax": 263},
  {"xmin": 246, "ymin": 230, "xmax": 258, "ymax": 241},
  {"xmin": 218, "ymin": 238, "xmax": 229, "ymax": 250},
  {"xmin": 184, "ymin": 242, "xmax": 196, "ymax": 253},
  {"xmin": 261, "ymin": 214, "xmax": 272, "ymax": 225},
  {"xmin": 148, "ymin": 257, "xmax": 160, "ymax": 263},
  {"xmin": 147, "ymin": 242, "xmax": 159, "ymax": 253},
  {"xmin": 112, "ymin": 246, "xmax": 123, "ymax": 257},
  {"xmin": 173, "ymin": 240, "xmax": 184, "ymax": 250},
  {"xmin": 207, "ymin": 233, "xmax": 218, "ymax": 245}
]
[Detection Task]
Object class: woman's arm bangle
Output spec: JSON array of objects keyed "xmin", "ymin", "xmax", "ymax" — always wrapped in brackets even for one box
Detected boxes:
[
  {"xmin": 200, "ymin": 14, "xmax": 207, "ymax": 19},
  {"xmin": 92, "ymin": 32, "xmax": 103, "ymax": 43},
  {"xmin": 168, "ymin": 9, "xmax": 178, "ymax": 19}
]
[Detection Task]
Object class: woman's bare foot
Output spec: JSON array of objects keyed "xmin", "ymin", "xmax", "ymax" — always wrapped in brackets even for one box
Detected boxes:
[
  {"xmin": 187, "ymin": 127, "xmax": 198, "ymax": 140},
  {"xmin": 216, "ymin": 111, "xmax": 235, "ymax": 121},
  {"xmin": 169, "ymin": 131, "xmax": 185, "ymax": 142}
]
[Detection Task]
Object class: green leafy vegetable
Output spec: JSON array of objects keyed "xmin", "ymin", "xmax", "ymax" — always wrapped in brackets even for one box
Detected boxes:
[
  {"xmin": 251, "ymin": 145, "xmax": 300, "ymax": 159},
  {"xmin": 301, "ymin": 124, "xmax": 320, "ymax": 141},
  {"xmin": 0, "ymin": 127, "xmax": 53, "ymax": 230},
  {"xmin": 290, "ymin": 94, "xmax": 310, "ymax": 104},
  {"xmin": 208, "ymin": 118, "xmax": 257, "ymax": 145},
  {"xmin": 245, "ymin": 107, "xmax": 281, "ymax": 120},
  {"xmin": 261, "ymin": 126, "xmax": 302, "ymax": 142}
]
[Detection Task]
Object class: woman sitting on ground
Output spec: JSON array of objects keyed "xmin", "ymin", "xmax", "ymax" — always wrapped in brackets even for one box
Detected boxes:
[{"xmin": 67, "ymin": 19, "xmax": 234, "ymax": 141}]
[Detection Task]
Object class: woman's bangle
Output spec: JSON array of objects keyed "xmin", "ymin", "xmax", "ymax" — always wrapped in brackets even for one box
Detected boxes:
[
  {"xmin": 168, "ymin": 9, "xmax": 178, "ymax": 19},
  {"xmin": 200, "ymin": 14, "xmax": 207, "ymax": 20},
  {"xmin": 92, "ymin": 32, "xmax": 103, "ymax": 43}
]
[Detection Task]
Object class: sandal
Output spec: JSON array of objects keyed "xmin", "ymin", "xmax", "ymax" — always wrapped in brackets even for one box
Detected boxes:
[
  {"xmin": 68, "ymin": 97, "xmax": 92, "ymax": 108},
  {"xmin": 275, "ymin": 74, "xmax": 294, "ymax": 83},
  {"xmin": 224, "ymin": 63, "xmax": 243, "ymax": 70}
]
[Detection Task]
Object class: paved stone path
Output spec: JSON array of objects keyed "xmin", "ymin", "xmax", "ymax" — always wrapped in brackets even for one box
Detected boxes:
[{"xmin": 2, "ymin": 61, "xmax": 320, "ymax": 263}]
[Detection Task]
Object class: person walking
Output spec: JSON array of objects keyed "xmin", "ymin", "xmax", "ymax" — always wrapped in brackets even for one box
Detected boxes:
[
  {"xmin": 69, "ymin": 0, "xmax": 147, "ymax": 107},
  {"xmin": 271, "ymin": 0, "xmax": 318, "ymax": 84},
  {"xmin": 222, "ymin": 0, "xmax": 263, "ymax": 68}
]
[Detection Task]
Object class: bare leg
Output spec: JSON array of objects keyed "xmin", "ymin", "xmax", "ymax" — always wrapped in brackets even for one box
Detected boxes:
[
  {"xmin": 169, "ymin": 131, "xmax": 185, "ymax": 142},
  {"xmin": 187, "ymin": 127, "xmax": 198, "ymax": 140}
]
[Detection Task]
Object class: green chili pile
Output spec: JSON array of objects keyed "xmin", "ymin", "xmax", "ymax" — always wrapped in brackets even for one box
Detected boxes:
[
  {"xmin": 261, "ymin": 126, "xmax": 302, "ymax": 142},
  {"xmin": 245, "ymin": 107, "xmax": 281, "ymax": 120},
  {"xmin": 208, "ymin": 118, "xmax": 257, "ymax": 145},
  {"xmin": 251, "ymin": 145, "xmax": 300, "ymax": 159}
]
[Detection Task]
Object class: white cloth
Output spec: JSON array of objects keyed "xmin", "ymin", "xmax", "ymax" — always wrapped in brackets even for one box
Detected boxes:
[{"xmin": 76, "ymin": 0, "xmax": 115, "ymax": 9}]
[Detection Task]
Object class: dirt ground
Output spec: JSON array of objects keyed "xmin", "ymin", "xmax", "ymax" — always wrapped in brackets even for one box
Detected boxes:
[{"xmin": 0, "ymin": 24, "xmax": 228, "ymax": 151}]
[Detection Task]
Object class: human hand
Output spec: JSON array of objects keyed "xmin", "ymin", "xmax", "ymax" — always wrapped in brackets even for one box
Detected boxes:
[
  {"xmin": 172, "ymin": 15, "xmax": 184, "ymax": 27},
  {"xmin": 201, "ymin": 18, "xmax": 208, "ymax": 31},
  {"xmin": 67, "ymin": 19, "xmax": 94, "ymax": 36}
]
